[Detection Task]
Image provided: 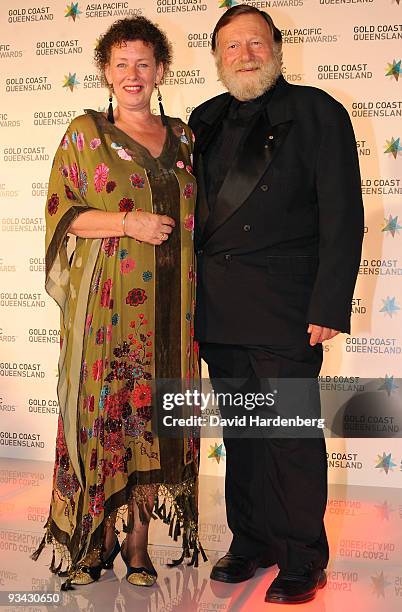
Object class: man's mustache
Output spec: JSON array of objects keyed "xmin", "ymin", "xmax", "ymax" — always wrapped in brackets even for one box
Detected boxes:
[{"xmin": 232, "ymin": 61, "xmax": 262, "ymax": 72}]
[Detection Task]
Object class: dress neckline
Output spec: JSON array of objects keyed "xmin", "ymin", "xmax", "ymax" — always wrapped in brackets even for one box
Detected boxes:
[
  {"xmin": 84, "ymin": 109, "xmax": 182, "ymax": 172},
  {"xmin": 108, "ymin": 117, "xmax": 169, "ymax": 161}
]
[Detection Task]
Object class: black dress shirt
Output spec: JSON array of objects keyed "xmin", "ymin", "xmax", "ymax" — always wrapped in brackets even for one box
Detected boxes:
[{"xmin": 203, "ymin": 86, "xmax": 275, "ymax": 210}]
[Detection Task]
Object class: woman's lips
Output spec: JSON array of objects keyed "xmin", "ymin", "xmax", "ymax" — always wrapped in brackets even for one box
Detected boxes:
[{"xmin": 123, "ymin": 85, "xmax": 143, "ymax": 93}]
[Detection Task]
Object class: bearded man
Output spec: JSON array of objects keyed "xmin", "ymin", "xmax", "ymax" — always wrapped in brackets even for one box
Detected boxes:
[{"xmin": 189, "ymin": 4, "xmax": 363, "ymax": 606}]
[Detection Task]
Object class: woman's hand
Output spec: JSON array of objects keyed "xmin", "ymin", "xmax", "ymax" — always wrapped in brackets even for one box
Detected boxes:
[{"xmin": 125, "ymin": 211, "xmax": 175, "ymax": 245}]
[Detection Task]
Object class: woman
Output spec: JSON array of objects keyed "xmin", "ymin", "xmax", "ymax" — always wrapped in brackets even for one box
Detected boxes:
[{"xmin": 31, "ymin": 16, "xmax": 203, "ymax": 589}]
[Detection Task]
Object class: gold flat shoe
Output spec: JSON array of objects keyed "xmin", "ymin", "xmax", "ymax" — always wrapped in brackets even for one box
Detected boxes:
[
  {"xmin": 61, "ymin": 538, "xmax": 121, "ymax": 589},
  {"xmin": 126, "ymin": 567, "xmax": 157, "ymax": 587},
  {"xmin": 120, "ymin": 545, "xmax": 157, "ymax": 587},
  {"xmin": 70, "ymin": 566, "xmax": 102, "ymax": 585}
]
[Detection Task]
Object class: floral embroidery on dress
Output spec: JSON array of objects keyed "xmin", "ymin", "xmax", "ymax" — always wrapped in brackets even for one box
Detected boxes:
[
  {"xmin": 77, "ymin": 133, "xmax": 85, "ymax": 152},
  {"xmin": 70, "ymin": 163, "xmax": 79, "ymax": 188},
  {"xmin": 92, "ymin": 359, "xmax": 104, "ymax": 381},
  {"xmin": 106, "ymin": 181, "xmax": 116, "ymax": 193},
  {"xmin": 47, "ymin": 194, "xmax": 59, "ymax": 216},
  {"xmin": 126, "ymin": 288, "xmax": 147, "ymax": 306},
  {"xmin": 83, "ymin": 395, "xmax": 95, "ymax": 412},
  {"xmin": 118, "ymin": 149, "xmax": 133, "ymax": 161},
  {"xmin": 100, "ymin": 279, "xmax": 113, "ymax": 308},
  {"xmin": 79, "ymin": 169, "xmax": 88, "ymax": 196},
  {"xmin": 176, "ymin": 161, "xmax": 184, "ymax": 169},
  {"xmin": 184, "ymin": 214, "xmax": 194, "ymax": 232},
  {"xmin": 59, "ymin": 163, "xmax": 69, "ymax": 178},
  {"xmin": 96, "ymin": 327, "xmax": 105, "ymax": 345},
  {"xmin": 94, "ymin": 163, "xmax": 110, "ymax": 192},
  {"xmin": 180, "ymin": 129, "xmax": 189, "ymax": 145},
  {"xmin": 111, "ymin": 142, "xmax": 133, "ymax": 161},
  {"xmin": 90, "ymin": 138, "xmax": 101, "ymax": 150},
  {"xmin": 85, "ymin": 314, "xmax": 93, "ymax": 334},
  {"xmin": 102, "ymin": 237, "xmax": 120, "ymax": 257},
  {"xmin": 61, "ymin": 134, "xmax": 69, "ymax": 150},
  {"xmin": 130, "ymin": 173, "xmax": 145, "ymax": 189},
  {"xmin": 183, "ymin": 183, "xmax": 194, "ymax": 199},
  {"xmin": 119, "ymin": 197, "xmax": 135, "ymax": 212},
  {"xmin": 120, "ymin": 258, "xmax": 136, "ymax": 274},
  {"xmin": 64, "ymin": 185, "xmax": 77, "ymax": 201}
]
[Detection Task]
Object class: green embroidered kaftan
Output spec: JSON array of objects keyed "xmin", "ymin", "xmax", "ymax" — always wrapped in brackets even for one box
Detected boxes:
[{"xmin": 32, "ymin": 110, "xmax": 201, "ymax": 579}]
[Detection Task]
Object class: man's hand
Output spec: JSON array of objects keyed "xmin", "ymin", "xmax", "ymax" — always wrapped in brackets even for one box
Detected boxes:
[{"xmin": 307, "ymin": 324, "xmax": 340, "ymax": 346}]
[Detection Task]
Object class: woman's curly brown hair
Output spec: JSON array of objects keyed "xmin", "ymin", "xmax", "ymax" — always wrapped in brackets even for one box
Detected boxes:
[{"xmin": 94, "ymin": 17, "xmax": 172, "ymax": 84}]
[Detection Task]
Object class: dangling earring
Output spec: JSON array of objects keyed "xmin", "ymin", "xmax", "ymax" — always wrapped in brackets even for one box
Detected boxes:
[
  {"xmin": 107, "ymin": 86, "xmax": 114, "ymax": 124},
  {"xmin": 156, "ymin": 84, "xmax": 168, "ymax": 126}
]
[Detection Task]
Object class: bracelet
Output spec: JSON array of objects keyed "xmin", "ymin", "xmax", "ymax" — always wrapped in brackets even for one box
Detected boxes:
[{"xmin": 122, "ymin": 211, "xmax": 129, "ymax": 236}]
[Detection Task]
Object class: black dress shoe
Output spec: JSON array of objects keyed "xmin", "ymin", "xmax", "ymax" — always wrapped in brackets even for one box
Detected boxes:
[
  {"xmin": 265, "ymin": 567, "xmax": 327, "ymax": 604},
  {"xmin": 210, "ymin": 552, "xmax": 275, "ymax": 584}
]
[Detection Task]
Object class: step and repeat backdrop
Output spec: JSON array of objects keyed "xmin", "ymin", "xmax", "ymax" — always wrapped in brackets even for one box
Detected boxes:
[{"xmin": 0, "ymin": 0, "xmax": 401, "ymax": 494}]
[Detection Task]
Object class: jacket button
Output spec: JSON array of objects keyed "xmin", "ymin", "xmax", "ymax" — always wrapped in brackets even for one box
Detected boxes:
[
  {"xmin": 260, "ymin": 184, "xmax": 269, "ymax": 191},
  {"xmin": 243, "ymin": 224, "xmax": 251, "ymax": 232},
  {"xmin": 197, "ymin": 249, "xmax": 203, "ymax": 256},
  {"xmin": 224, "ymin": 254, "xmax": 231, "ymax": 261}
]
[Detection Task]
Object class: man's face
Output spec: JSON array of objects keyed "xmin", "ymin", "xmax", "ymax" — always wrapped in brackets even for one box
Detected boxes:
[{"xmin": 215, "ymin": 13, "xmax": 282, "ymax": 101}]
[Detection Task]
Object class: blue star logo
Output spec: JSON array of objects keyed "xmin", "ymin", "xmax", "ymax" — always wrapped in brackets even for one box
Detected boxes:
[
  {"xmin": 378, "ymin": 375, "xmax": 398, "ymax": 396},
  {"xmin": 219, "ymin": 0, "xmax": 238, "ymax": 7},
  {"xmin": 382, "ymin": 214, "xmax": 402, "ymax": 237},
  {"xmin": 63, "ymin": 72, "xmax": 80, "ymax": 92},
  {"xmin": 65, "ymin": 2, "xmax": 81, "ymax": 21},
  {"xmin": 208, "ymin": 442, "xmax": 226, "ymax": 464},
  {"xmin": 385, "ymin": 59, "xmax": 402, "ymax": 81},
  {"xmin": 384, "ymin": 136, "xmax": 402, "ymax": 159},
  {"xmin": 380, "ymin": 296, "xmax": 400, "ymax": 317},
  {"xmin": 375, "ymin": 452, "xmax": 397, "ymax": 474}
]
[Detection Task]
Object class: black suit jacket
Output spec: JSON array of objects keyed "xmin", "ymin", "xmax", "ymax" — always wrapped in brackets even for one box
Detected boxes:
[{"xmin": 189, "ymin": 76, "xmax": 364, "ymax": 345}]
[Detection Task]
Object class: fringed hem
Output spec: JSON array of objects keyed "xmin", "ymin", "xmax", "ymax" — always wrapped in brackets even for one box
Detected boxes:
[
  {"xmin": 30, "ymin": 476, "xmax": 207, "ymax": 589},
  {"xmin": 30, "ymin": 518, "xmax": 73, "ymax": 578}
]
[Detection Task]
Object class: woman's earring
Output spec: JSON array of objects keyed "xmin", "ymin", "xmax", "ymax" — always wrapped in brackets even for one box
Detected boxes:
[
  {"xmin": 108, "ymin": 86, "xmax": 114, "ymax": 124},
  {"xmin": 156, "ymin": 84, "xmax": 168, "ymax": 126}
]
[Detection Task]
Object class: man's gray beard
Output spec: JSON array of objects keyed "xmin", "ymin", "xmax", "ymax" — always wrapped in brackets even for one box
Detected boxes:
[{"xmin": 216, "ymin": 53, "xmax": 282, "ymax": 101}]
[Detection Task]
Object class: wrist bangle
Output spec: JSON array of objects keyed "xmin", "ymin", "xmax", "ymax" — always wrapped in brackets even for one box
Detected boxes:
[{"xmin": 122, "ymin": 211, "xmax": 129, "ymax": 236}]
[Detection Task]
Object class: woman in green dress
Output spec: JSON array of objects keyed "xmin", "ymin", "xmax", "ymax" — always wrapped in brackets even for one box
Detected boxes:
[{"xmin": 31, "ymin": 16, "xmax": 202, "ymax": 589}]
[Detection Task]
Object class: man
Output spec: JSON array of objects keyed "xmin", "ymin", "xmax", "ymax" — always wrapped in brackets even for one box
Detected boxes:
[{"xmin": 189, "ymin": 5, "xmax": 364, "ymax": 606}]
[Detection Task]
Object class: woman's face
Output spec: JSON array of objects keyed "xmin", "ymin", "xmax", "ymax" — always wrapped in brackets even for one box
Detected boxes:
[{"xmin": 105, "ymin": 40, "xmax": 163, "ymax": 113}]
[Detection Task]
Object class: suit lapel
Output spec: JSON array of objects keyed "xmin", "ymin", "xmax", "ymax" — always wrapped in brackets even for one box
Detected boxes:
[
  {"xmin": 202, "ymin": 112, "xmax": 292, "ymax": 244},
  {"xmin": 194, "ymin": 76, "xmax": 294, "ymax": 246}
]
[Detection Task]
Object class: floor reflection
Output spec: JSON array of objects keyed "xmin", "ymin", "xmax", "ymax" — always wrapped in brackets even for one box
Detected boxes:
[{"xmin": 0, "ymin": 457, "xmax": 401, "ymax": 611}]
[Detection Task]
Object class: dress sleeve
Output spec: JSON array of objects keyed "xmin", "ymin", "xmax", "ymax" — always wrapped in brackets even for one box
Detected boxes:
[{"xmin": 45, "ymin": 122, "xmax": 94, "ymax": 313}]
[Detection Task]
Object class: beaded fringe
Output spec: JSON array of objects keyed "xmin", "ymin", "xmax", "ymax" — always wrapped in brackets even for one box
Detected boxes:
[{"xmin": 30, "ymin": 477, "xmax": 206, "ymax": 590}]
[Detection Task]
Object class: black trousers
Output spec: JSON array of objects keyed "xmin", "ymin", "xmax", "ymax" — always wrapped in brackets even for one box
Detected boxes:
[{"xmin": 201, "ymin": 341, "xmax": 329, "ymax": 572}]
